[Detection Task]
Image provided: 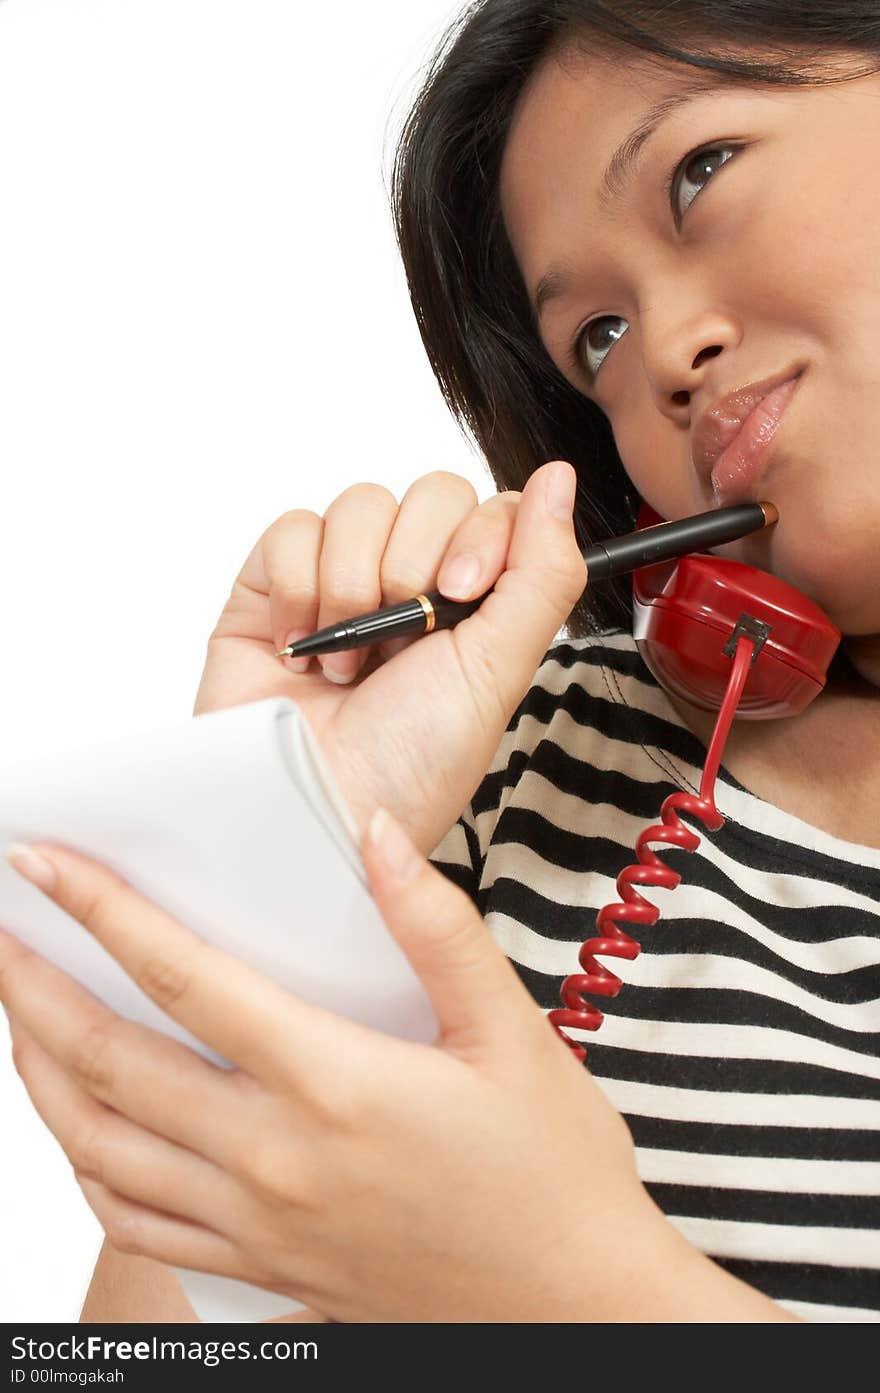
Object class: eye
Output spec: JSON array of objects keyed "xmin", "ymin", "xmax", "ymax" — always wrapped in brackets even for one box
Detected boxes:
[
  {"xmin": 572, "ymin": 315, "xmax": 629, "ymax": 383},
  {"xmin": 570, "ymin": 142, "xmax": 740, "ymax": 382},
  {"xmin": 668, "ymin": 143, "xmax": 737, "ymax": 222}
]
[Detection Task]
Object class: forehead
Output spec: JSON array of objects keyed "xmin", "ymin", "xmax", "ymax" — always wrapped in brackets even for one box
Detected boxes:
[{"xmin": 498, "ymin": 49, "xmax": 719, "ymax": 286}]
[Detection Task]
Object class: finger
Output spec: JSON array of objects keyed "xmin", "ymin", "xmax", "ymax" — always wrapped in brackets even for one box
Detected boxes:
[
  {"xmin": 385, "ymin": 472, "xmax": 479, "ymax": 572},
  {"xmin": 0, "ymin": 926, "xmax": 255, "ymax": 1168},
  {"xmin": 2, "ymin": 843, "xmax": 382, "ymax": 1091},
  {"xmin": 223, "ymin": 508, "xmax": 324, "ymax": 674},
  {"xmin": 315, "ymin": 482, "xmax": 399, "ymax": 684},
  {"xmin": 375, "ymin": 472, "xmax": 480, "ymax": 660},
  {"xmin": 434, "ymin": 489, "xmax": 521, "ymax": 602},
  {"xmin": 77, "ymin": 1175, "xmax": 257, "ymax": 1282},
  {"xmin": 451, "ymin": 459, "xmax": 587, "ymax": 722},
  {"xmin": 360, "ymin": 808, "xmax": 538, "ymax": 1062},
  {"xmin": 8, "ymin": 1017, "xmax": 241, "ymax": 1239},
  {"xmin": 256, "ymin": 509, "xmax": 325, "ymax": 675},
  {"xmin": 377, "ymin": 476, "xmax": 517, "ymax": 663}
]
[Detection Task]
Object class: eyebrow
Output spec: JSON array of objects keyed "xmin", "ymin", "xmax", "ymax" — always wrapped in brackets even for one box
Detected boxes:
[{"xmin": 533, "ymin": 82, "xmax": 740, "ymax": 323}]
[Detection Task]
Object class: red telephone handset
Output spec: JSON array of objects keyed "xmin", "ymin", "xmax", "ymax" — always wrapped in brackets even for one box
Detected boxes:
[
  {"xmin": 631, "ymin": 499, "xmax": 841, "ymax": 719},
  {"xmin": 548, "ymin": 500, "xmax": 843, "ymax": 1060}
]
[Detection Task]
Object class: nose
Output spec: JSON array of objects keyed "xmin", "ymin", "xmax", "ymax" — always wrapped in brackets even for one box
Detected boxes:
[{"xmin": 640, "ymin": 305, "xmax": 741, "ymax": 411}]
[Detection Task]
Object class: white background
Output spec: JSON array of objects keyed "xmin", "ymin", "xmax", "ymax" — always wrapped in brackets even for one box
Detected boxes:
[{"xmin": 0, "ymin": 0, "xmax": 494, "ymax": 1321}]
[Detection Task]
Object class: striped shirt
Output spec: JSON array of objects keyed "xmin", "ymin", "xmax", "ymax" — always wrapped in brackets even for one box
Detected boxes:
[{"xmin": 428, "ymin": 629, "xmax": 880, "ymax": 1322}]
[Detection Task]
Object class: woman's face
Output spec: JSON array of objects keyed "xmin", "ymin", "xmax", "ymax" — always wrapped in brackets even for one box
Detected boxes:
[{"xmin": 499, "ymin": 44, "xmax": 880, "ymax": 677}]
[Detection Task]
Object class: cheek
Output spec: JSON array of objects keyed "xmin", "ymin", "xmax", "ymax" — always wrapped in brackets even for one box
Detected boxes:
[
  {"xmin": 612, "ymin": 407, "xmax": 693, "ymax": 520},
  {"xmin": 725, "ymin": 156, "xmax": 876, "ymax": 353}
]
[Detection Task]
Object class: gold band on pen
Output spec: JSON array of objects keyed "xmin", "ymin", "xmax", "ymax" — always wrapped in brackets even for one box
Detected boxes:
[{"xmin": 415, "ymin": 594, "xmax": 436, "ymax": 633}]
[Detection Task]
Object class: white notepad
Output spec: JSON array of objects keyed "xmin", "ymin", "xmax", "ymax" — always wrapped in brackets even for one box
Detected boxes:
[{"xmin": 0, "ymin": 697, "xmax": 438, "ymax": 1322}]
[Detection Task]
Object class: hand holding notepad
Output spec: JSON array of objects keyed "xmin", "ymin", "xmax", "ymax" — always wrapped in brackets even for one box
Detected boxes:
[{"xmin": 0, "ymin": 697, "xmax": 438, "ymax": 1322}]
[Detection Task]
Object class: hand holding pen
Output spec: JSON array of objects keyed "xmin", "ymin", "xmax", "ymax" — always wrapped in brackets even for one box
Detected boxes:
[
  {"xmin": 196, "ymin": 461, "xmax": 776, "ymax": 868},
  {"xmin": 195, "ymin": 461, "xmax": 585, "ymax": 840},
  {"xmin": 276, "ymin": 475, "xmax": 778, "ymax": 664}
]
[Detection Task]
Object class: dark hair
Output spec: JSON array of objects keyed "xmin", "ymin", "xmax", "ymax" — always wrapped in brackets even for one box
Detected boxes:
[{"xmin": 389, "ymin": 2, "xmax": 880, "ymax": 639}]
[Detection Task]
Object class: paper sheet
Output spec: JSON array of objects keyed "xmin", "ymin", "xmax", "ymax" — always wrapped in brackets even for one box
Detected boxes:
[{"xmin": 0, "ymin": 696, "xmax": 438, "ymax": 1322}]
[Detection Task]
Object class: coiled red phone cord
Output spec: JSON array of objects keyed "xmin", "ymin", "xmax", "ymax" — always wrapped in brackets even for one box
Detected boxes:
[{"xmin": 547, "ymin": 633, "xmax": 756, "ymax": 1063}]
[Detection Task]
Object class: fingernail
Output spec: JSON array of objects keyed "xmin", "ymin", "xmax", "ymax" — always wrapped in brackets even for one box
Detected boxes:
[
  {"xmin": 366, "ymin": 807, "xmax": 423, "ymax": 883},
  {"xmin": 545, "ymin": 462, "xmax": 576, "ymax": 520},
  {"xmin": 4, "ymin": 843, "xmax": 57, "ymax": 894},
  {"xmin": 438, "ymin": 552, "xmax": 480, "ymax": 599},
  {"xmin": 282, "ymin": 630, "xmax": 312, "ymax": 674}
]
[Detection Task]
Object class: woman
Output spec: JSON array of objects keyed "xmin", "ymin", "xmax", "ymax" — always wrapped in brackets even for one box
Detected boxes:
[{"xmin": 3, "ymin": 0, "xmax": 878, "ymax": 1322}]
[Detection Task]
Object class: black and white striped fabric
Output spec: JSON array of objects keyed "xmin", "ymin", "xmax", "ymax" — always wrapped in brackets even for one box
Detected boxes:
[{"xmin": 428, "ymin": 630, "xmax": 880, "ymax": 1322}]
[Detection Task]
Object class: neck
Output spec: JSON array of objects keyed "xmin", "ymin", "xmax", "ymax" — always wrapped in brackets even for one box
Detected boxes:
[{"xmin": 663, "ymin": 633, "xmax": 880, "ymax": 756}]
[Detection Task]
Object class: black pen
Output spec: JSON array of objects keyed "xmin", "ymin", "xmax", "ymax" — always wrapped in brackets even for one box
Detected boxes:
[{"xmin": 275, "ymin": 500, "xmax": 779, "ymax": 661}]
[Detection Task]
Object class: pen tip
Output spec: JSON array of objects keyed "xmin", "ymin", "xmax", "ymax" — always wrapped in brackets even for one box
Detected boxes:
[
  {"xmin": 759, "ymin": 501, "xmax": 779, "ymax": 527},
  {"xmin": 275, "ymin": 648, "xmax": 291, "ymax": 658}
]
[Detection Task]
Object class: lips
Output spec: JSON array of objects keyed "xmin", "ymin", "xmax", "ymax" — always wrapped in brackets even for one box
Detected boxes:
[{"xmin": 691, "ymin": 366, "xmax": 805, "ymax": 504}]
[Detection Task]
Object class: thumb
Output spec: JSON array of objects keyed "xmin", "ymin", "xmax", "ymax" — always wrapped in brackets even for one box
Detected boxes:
[
  {"xmin": 360, "ymin": 805, "xmax": 531, "ymax": 1054},
  {"xmin": 456, "ymin": 459, "xmax": 587, "ymax": 720}
]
